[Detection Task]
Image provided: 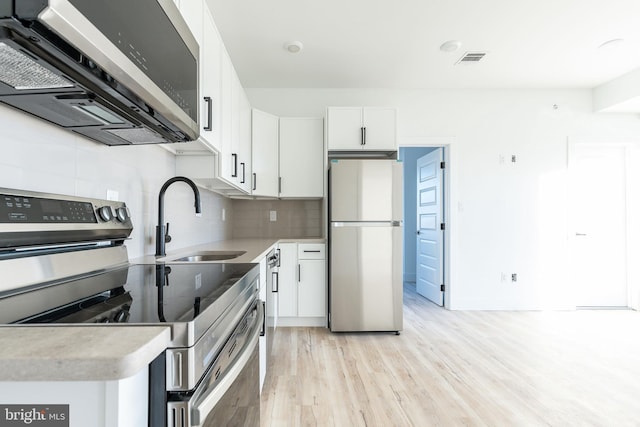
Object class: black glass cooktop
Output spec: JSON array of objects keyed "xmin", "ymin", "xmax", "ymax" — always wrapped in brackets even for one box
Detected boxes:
[{"xmin": 0, "ymin": 263, "xmax": 258, "ymax": 325}]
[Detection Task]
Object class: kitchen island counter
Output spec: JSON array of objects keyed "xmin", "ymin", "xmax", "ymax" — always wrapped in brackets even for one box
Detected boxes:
[{"xmin": 0, "ymin": 325, "xmax": 170, "ymax": 381}]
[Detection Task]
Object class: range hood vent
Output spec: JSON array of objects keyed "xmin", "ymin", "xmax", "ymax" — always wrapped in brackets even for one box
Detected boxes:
[{"xmin": 0, "ymin": 0, "xmax": 199, "ymax": 146}]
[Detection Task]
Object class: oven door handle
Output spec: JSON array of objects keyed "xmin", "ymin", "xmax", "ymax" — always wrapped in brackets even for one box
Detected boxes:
[{"xmin": 191, "ymin": 303, "xmax": 263, "ymax": 426}]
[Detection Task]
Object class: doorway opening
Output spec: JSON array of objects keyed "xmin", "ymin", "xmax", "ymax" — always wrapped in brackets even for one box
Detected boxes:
[
  {"xmin": 400, "ymin": 146, "xmax": 446, "ymax": 307},
  {"xmin": 569, "ymin": 140, "xmax": 640, "ymax": 310}
]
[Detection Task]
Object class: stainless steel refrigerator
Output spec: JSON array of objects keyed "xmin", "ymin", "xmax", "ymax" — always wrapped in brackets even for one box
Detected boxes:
[{"xmin": 328, "ymin": 159, "xmax": 403, "ymax": 332}]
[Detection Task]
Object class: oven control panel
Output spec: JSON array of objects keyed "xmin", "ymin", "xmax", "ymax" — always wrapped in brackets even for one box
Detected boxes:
[
  {"xmin": 0, "ymin": 188, "xmax": 133, "ymax": 249},
  {"xmin": 0, "ymin": 191, "xmax": 131, "ymax": 224},
  {"xmin": 1, "ymin": 194, "xmax": 97, "ymax": 223}
]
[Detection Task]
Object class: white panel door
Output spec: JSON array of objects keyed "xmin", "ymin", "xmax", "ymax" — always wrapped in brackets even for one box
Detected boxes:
[
  {"xmin": 416, "ymin": 149, "xmax": 444, "ymax": 305},
  {"xmin": 572, "ymin": 144, "xmax": 628, "ymax": 307}
]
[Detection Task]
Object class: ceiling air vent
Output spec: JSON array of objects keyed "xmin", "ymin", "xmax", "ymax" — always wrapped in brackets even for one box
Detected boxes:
[{"xmin": 455, "ymin": 52, "xmax": 486, "ymax": 65}]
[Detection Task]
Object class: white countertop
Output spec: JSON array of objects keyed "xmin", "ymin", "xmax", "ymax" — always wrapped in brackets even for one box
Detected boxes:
[
  {"xmin": 132, "ymin": 237, "xmax": 325, "ymax": 265},
  {"xmin": 0, "ymin": 326, "xmax": 170, "ymax": 381}
]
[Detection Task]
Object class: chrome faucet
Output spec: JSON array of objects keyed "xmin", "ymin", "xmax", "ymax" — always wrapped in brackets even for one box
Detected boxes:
[{"xmin": 155, "ymin": 176, "xmax": 201, "ymax": 257}]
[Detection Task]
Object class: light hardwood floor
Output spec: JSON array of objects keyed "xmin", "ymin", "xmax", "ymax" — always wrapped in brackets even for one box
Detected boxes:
[{"xmin": 261, "ymin": 283, "xmax": 640, "ymax": 426}]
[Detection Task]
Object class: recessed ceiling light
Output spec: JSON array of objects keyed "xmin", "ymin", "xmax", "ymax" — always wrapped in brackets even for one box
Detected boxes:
[
  {"xmin": 284, "ymin": 41, "xmax": 303, "ymax": 53},
  {"xmin": 598, "ymin": 38, "xmax": 624, "ymax": 49},
  {"xmin": 439, "ymin": 40, "xmax": 462, "ymax": 53}
]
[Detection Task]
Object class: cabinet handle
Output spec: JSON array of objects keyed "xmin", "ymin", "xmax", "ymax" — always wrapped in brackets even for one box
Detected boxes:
[
  {"xmin": 252, "ymin": 173, "xmax": 257, "ymax": 191},
  {"xmin": 240, "ymin": 162, "xmax": 246, "ymax": 184},
  {"xmin": 276, "ymin": 249, "xmax": 281, "ymax": 267},
  {"xmin": 360, "ymin": 127, "xmax": 364, "ymax": 145},
  {"xmin": 363, "ymin": 127, "xmax": 366, "ymax": 145},
  {"xmin": 272, "ymin": 272, "xmax": 279, "ymax": 292},
  {"xmin": 303, "ymin": 250, "xmax": 321, "ymax": 253},
  {"xmin": 260, "ymin": 301, "xmax": 266, "ymax": 337},
  {"xmin": 231, "ymin": 154, "xmax": 238, "ymax": 178},
  {"xmin": 298, "ymin": 264, "xmax": 301, "ymax": 283},
  {"xmin": 203, "ymin": 96, "xmax": 213, "ymax": 131},
  {"xmin": 278, "ymin": 177, "xmax": 282, "ymax": 194}
]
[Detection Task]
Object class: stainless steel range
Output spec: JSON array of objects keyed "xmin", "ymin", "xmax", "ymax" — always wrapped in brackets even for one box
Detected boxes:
[{"xmin": 0, "ymin": 188, "xmax": 261, "ymax": 427}]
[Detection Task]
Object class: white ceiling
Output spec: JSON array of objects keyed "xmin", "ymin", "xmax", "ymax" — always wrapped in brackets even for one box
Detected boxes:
[{"xmin": 205, "ymin": 0, "xmax": 640, "ymax": 90}]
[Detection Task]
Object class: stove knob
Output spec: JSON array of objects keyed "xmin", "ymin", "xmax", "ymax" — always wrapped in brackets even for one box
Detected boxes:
[
  {"xmin": 97, "ymin": 206, "xmax": 113, "ymax": 222},
  {"xmin": 114, "ymin": 309, "xmax": 130, "ymax": 323},
  {"xmin": 115, "ymin": 207, "xmax": 129, "ymax": 222}
]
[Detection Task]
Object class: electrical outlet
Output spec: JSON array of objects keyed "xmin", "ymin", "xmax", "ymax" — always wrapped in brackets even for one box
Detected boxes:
[
  {"xmin": 511, "ymin": 273, "xmax": 518, "ymax": 282},
  {"xmin": 195, "ymin": 273, "xmax": 202, "ymax": 289},
  {"xmin": 269, "ymin": 210, "xmax": 277, "ymax": 222},
  {"xmin": 501, "ymin": 272, "xmax": 507, "ymax": 282},
  {"xmin": 106, "ymin": 189, "xmax": 119, "ymax": 201}
]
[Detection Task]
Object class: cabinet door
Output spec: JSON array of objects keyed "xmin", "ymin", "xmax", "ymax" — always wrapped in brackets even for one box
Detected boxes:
[
  {"xmin": 199, "ymin": 7, "xmax": 222, "ymax": 151},
  {"xmin": 327, "ymin": 107, "xmax": 363, "ymax": 150},
  {"xmin": 279, "ymin": 117, "xmax": 324, "ymax": 198},
  {"xmin": 298, "ymin": 259, "xmax": 326, "ymax": 317},
  {"xmin": 277, "ymin": 243, "xmax": 298, "ymax": 317},
  {"xmin": 219, "ymin": 49, "xmax": 235, "ymax": 183},
  {"xmin": 362, "ymin": 107, "xmax": 397, "ymax": 150},
  {"xmin": 252, "ymin": 109, "xmax": 279, "ymax": 197},
  {"xmin": 237, "ymin": 86, "xmax": 252, "ymax": 192},
  {"xmin": 230, "ymin": 68, "xmax": 242, "ymax": 187}
]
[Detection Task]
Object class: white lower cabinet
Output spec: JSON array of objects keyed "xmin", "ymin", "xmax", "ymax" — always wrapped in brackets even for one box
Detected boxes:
[
  {"xmin": 277, "ymin": 242, "xmax": 326, "ymax": 326},
  {"xmin": 0, "ymin": 369, "xmax": 148, "ymax": 427}
]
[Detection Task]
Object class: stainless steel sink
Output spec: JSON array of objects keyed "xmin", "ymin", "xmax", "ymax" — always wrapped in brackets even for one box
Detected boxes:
[{"xmin": 167, "ymin": 250, "xmax": 246, "ymax": 262}]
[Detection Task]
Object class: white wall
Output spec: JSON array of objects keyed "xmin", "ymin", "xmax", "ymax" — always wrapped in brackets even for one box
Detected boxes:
[
  {"xmin": 0, "ymin": 104, "xmax": 233, "ymax": 259},
  {"xmin": 247, "ymin": 88, "xmax": 640, "ymax": 310}
]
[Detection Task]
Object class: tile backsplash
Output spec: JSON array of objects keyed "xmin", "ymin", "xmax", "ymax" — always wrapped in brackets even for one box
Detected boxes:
[{"xmin": 232, "ymin": 199, "xmax": 323, "ymax": 238}]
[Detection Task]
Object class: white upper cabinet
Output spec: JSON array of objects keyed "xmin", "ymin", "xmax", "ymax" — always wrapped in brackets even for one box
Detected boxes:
[
  {"xmin": 173, "ymin": 0, "xmax": 250, "ymax": 195},
  {"xmin": 279, "ymin": 117, "xmax": 324, "ymax": 198},
  {"xmin": 199, "ymin": 7, "xmax": 222, "ymax": 152},
  {"xmin": 327, "ymin": 107, "xmax": 397, "ymax": 151},
  {"xmin": 251, "ymin": 109, "xmax": 279, "ymax": 197},
  {"xmin": 237, "ymin": 85, "xmax": 252, "ymax": 193}
]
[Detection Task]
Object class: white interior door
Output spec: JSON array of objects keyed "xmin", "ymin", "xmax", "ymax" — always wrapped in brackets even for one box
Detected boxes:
[
  {"xmin": 572, "ymin": 144, "xmax": 628, "ymax": 307},
  {"xmin": 416, "ymin": 149, "xmax": 444, "ymax": 305}
]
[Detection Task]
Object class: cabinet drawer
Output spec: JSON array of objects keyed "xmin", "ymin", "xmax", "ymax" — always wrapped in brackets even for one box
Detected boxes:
[{"xmin": 298, "ymin": 243, "xmax": 325, "ymax": 259}]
